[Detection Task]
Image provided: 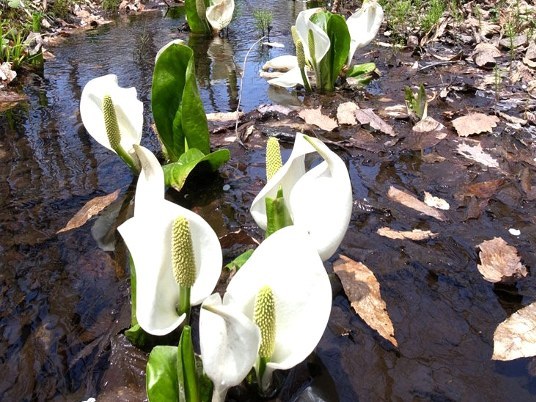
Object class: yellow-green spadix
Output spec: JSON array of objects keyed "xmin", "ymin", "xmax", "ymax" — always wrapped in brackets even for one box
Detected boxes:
[
  {"xmin": 80, "ymin": 74, "xmax": 143, "ymax": 159},
  {"xmin": 118, "ymin": 145, "xmax": 222, "ymax": 336}
]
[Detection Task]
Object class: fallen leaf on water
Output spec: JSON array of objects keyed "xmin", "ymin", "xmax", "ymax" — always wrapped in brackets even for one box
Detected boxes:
[
  {"xmin": 452, "ymin": 113, "xmax": 500, "ymax": 137},
  {"xmin": 298, "ymin": 107, "xmax": 338, "ymax": 131},
  {"xmin": 492, "ymin": 302, "xmax": 536, "ymax": 361},
  {"xmin": 477, "ymin": 237, "xmax": 528, "ymax": 283},
  {"xmin": 336, "ymin": 102, "xmax": 359, "ymax": 125},
  {"xmin": 57, "ymin": 189, "xmax": 121, "ymax": 234},
  {"xmin": 423, "ymin": 191, "xmax": 450, "ymax": 210},
  {"xmin": 333, "ymin": 255, "xmax": 397, "ymax": 347},
  {"xmin": 387, "ymin": 186, "xmax": 447, "ymax": 221},
  {"xmin": 354, "ymin": 108, "xmax": 396, "ymax": 137},
  {"xmin": 377, "ymin": 227, "xmax": 438, "ymax": 241},
  {"xmin": 457, "ymin": 142, "xmax": 499, "ymax": 168}
]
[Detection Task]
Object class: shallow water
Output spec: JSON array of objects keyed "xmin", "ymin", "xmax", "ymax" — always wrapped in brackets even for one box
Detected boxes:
[{"xmin": 2, "ymin": 2, "xmax": 536, "ymax": 401}]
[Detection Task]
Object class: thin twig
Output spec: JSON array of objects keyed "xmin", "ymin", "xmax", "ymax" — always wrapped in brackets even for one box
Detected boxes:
[{"xmin": 234, "ymin": 35, "xmax": 266, "ymax": 146}]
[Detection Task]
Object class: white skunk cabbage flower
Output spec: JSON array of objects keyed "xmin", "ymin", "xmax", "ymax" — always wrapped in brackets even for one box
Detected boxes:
[
  {"xmin": 251, "ymin": 133, "xmax": 352, "ymax": 261},
  {"xmin": 200, "ymin": 225, "xmax": 331, "ymax": 399},
  {"xmin": 118, "ymin": 145, "xmax": 222, "ymax": 336},
  {"xmin": 346, "ymin": 0, "xmax": 384, "ymax": 64},
  {"xmin": 206, "ymin": 0, "xmax": 235, "ymax": 33},
  {"xmin": 80, "ymin": 74, "xmax": 143, "ymax": 158},
  {"xmin": 261, "ymin": 55, "xmax": 306, "ymax": 88},
  {"xmin": 295, "ymin": 8, "xmax": 330, "ymax": 68}
]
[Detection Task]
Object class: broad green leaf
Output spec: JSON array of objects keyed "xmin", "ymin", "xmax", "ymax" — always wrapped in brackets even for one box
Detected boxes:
[
  {"xmin": 310, "ymin": 11, "xmax": 349, "ymax": 91},
  {"xmin": 147, "ymin": 346, "xmax": 181, "ymax": 402},
  {"xmin": 225, "ymin": 249, "xmax": 254, "ymax": 271},
  {"xmin": 346, "ymin": 62, "xmax": 376, "ymax": 78},
  {"xmin": 162, "ymin": 148, "xmax": 230, "ymax": 192},
  {"xmin": 152, "ymin": 41, "xmax": 210, "ymax": 162},
  {"xmin": 185, "ymin": 0, "xmax": 211, "ymax": 35}
]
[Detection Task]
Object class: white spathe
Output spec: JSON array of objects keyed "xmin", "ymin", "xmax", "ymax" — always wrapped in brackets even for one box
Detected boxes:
[
  {"xmin": 80, "ymin": 74, "xmax": 143, "ymax": 156},
  {"xmin": 200, "ymin": 293, "xmax": 261, "ymax": 402},
  {"xmin": 250, "ymin": 133, "xmax": 352, "ymax": 261},
  {"xmin": 200, "ymin": 225, "xmax": 332, "ymax": 395},
  {"xmin": 118, "ymin": 145, "xmax": 222, "ymax": 336},
  {"xmin": 206, "ymin": 0, "xmax": 235, "ymax": 32},
  {"xmin": 295, "ymin": 7, "xmax": 330, "ymax": 67},
  {"xmin": 346, "ymin": 0, "xmax": 384, "ymax": 64}
]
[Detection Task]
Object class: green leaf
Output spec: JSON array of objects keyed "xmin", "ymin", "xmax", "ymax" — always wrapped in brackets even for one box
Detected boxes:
[
  {"xmin": 404, "ymin": 83, "xmax": 427, "ymax": 120},
  {"xmin": 346, "ymin": 62, "xmax": 376, "ymax": 78},
  {"xmin": 162, "ymin": 148, "xmax": 230, "ymax": 192},
  {"xmin": 265, "ymin": 187, "xmax": 293, "ymax": 237},
  {"xmin": 310, "ymin": 11, "xmax": 350, "ymax": 92},
  {"xmin": 225, "ymin": 249, "xmax": 254, "ymax": 271},
  {"xmin": 147, "ymin": 345, "xmax": 181, "ymax": 402},
  {"xmin": 152, "ymin": 41, "xmax": 211, "ymax": 162},
  {"xmin": 8, "ymin": 0, "xmax": 21, "ymax": 8},
  {"xmin": 185, "ymin": 0, "xmax": 211, "ymax": 35},
  {"xmin": 125, "ymin": 324, "xmax": 152, "ymax": 349}
]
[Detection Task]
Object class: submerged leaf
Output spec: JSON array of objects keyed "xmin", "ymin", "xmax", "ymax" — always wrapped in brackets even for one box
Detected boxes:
[
  {"xmin": 477, "ymin": 237, "xmax": 528, "ymax": 283},
  {"xmin": 57, "ymin": 190, "xmax": 120, "ymax": 233},
  {"xmin": 493, "ymin": 302, "xmax": 536, "ymax": 361},
  {"xmin": 333, "ymin": 255, "xmax": 397, "ymax": 347},
  {"xmin": 457, "ymin": 142, "xmax": 499, "ymax": 168},
  {"xmin": 387, "ymin": 186, "xmax": 447, "ymax": 221}
]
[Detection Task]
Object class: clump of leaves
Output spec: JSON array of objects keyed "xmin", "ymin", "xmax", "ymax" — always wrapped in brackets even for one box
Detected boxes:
[
  {"xmin": 404, "ymin": 83, "xmax": 427, "ymax": 121},
  {"xmin": 253, "ymin": 9, "xmax": 272, "ymax": 37}
]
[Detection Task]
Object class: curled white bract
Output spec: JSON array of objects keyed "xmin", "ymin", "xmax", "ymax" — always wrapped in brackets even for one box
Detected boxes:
[
  {"xmin": 250, "ymin": 133, "xmax": 352, "ymax": 261},
  {"xmin": 118, "ymin": 145, "xmax": 222, "ymax": 336},
  {"xmin": 200, "ymin": 226, "xmax": 332, "ymax": 397},
  {"xmin": 346, "ymin": 0, "xmax": 384, "ymax": 64},
  {"xmin": 80, "ymin": 74, "xmax": 143, "ymax": 156}
]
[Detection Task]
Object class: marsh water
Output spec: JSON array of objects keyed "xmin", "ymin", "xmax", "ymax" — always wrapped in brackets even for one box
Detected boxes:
[{"xmin": 2, "ymin": 3, "xmax": 536, "ymax": 401}]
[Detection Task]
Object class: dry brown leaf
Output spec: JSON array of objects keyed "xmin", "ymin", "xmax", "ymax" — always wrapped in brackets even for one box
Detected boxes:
[
  {"xmin": 493, "ymin": 302, "xmax": 536, "ymax": 361},
  {"xmin": 336, "ymin": 102, "xmax": 359, "ymax": 125},
  {"xmin": 355, "ymin": 108, "xmax": 396, "ymax": 137},
  {"xmin": 57, "ymin": 189, "xmax": 120, "ymax": 234},
  {"xmin": 387, "ymin": 186, "xmax": 447, "ymax": 221},
  {"xmin": 377, "ymin": 227, "xmax": 438, "ymax": 241},
  {"xmin": 452, "ymin": 113, "xmax": 500, "ymax": 137},
  {"xmin": 333, "ymin": 255, "xmax": 397, "ymax": 347},
  {"xmin": 472, "ymin": 43, "xmax": 501, "ymax": 68},
  {"xmin": 477, "ymin": 237, "xmax": 528, "ymax": 283},
  {"xmin": 298, "ymin": 107, "xmax": 338, "ymax": 131},
  {"xmin": 457, "ymin": 142, "xmax": 499, "ymax": 168}
]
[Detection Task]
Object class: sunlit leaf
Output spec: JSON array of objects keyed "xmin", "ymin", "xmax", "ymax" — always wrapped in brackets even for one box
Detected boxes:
[
  {"xmin": 162, "ymin": 148, "xmax": 230, "ymax": 192},
  {"xmin": 377, "ymin": 227, "xmax": 438, "ymax": 241},
  {"xmin": 152, "ymin": 40, "xmax": 210, "ymax": 162},
  {"xmin": 457, "ymin": 142, "xmax": 499, "ymax": 168},
  {"xmin": 354, "ymin": 108, "xmax": 396, "ymax": 137},
  {"xmin": 493, "ymin": 302, "xmax": 536, "ymax": 361},
  {"xmin": 298, "ymin": 107, "xmax": 338, "ymax": 131},
  {"xmin": 477, "ymin": 237, "xmax": 528, "ymax": 283},
  {"xmin": 146, "ymin": 346, "xmax": 181, "ymax": 402},
  {"xmin": 185, "ymin": 0, "xmax": 211, "ymax": 35},
  {"xmin": 333, "ymin": 255, "xmax": 397, "ymax": 347},
  {"xmin": 57, "ymin": 189, "xmax": 120, "ymax": 233}
]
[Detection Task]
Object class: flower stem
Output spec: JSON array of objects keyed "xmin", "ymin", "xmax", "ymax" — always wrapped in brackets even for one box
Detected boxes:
[
  {"xmin": 180, "ymin": 325, "xmax": 200, "ymax": 402},
  {"xmin": 178, "ymin": 285, "xmax": 191, "ymax": 319},
  {"xmin": 114, "ymin": 143, "xmax": 140, "ymax": 174}
]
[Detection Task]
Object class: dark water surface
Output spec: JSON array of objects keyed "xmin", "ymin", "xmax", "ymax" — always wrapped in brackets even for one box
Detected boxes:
[{"xmin": 2, "ymin": 3, "xmax": 536, "ymax": 402}]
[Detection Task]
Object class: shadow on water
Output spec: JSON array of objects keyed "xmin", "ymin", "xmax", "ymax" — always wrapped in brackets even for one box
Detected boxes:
[{"xmin": 1, "ymin": 1, "xmax": 536, "ymax": 401}]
